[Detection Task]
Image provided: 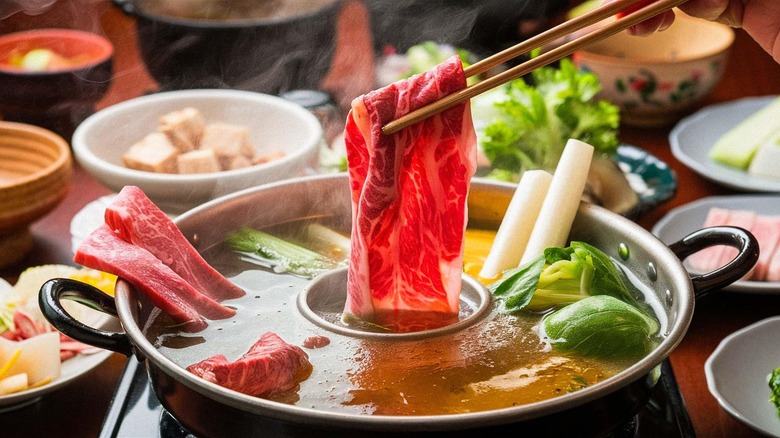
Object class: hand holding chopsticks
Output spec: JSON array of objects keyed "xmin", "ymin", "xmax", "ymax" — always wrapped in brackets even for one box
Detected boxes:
[{"xmin": 381, "ymin": 0, "xmax": 688, "ymax": 135}]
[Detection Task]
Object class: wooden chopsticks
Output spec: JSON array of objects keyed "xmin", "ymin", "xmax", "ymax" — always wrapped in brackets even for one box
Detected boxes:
[{"xmin": 381, "ymin": 0, "xmax": 687, "ymax": 135}]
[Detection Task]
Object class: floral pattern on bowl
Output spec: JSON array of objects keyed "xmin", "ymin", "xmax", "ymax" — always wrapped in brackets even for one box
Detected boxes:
[{"xmin": 612, "ymin": 60, "xmax": 722, "ymax": 110}]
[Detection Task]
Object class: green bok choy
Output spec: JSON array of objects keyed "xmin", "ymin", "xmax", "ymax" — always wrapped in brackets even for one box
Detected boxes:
[{"xmin": 489, "ymin": 241, "xmax": 659, "ymax": 358}]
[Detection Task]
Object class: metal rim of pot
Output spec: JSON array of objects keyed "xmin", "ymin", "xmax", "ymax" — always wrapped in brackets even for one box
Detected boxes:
[{"xmin": 39, "ymin": 174, "xmax": 759, "ymax": 434}]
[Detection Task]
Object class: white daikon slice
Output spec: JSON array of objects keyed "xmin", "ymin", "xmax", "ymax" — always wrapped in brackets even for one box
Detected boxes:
[
  {"xmin": 747, "ymin": 140, "xmax": 780, "ymax": 180},
  {"xmin": 0, "ymin": 347, "xmax": 22, "ymax": 379},
  {"xmin": 479, "ymin": 169, "xmax": 553, "ymax": 280},
  {"xmin": 519, "ymin": 139, "xmax": 594, "ymax": 265},
  {"xmin": 0, "ymin": 331, "xmax": 61, "ymax": 386},
  {"xmin": 0, "ymin": 373, "xmax": 28, "ymax": 395}
]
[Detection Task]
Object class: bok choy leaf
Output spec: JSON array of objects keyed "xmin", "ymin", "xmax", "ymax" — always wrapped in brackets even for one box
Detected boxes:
[
  {"xmin": 488, "ymin": 241, "xmax": 640, "ymax": 312},
  {"xmin": 541, "ymin": 295, "xmax": 659, "ymax": 358},
  {"xmin": 227, "ymin": 227, "xmax": 342, "ymax": 278}
]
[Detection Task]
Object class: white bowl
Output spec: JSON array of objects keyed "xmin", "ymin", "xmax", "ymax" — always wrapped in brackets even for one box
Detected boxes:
[
  {"xmin": 72, "ymin": 89, "xmax": 323, "ymax": 214},
  {"xmin": 705, "ymin": 316, "xmax": 780, "ymax": 437}
]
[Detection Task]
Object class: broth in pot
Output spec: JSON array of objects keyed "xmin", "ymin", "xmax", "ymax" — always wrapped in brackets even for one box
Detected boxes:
[{"xmin": 144, "ymin": 219, "xmax": 663, "ymax": 416}]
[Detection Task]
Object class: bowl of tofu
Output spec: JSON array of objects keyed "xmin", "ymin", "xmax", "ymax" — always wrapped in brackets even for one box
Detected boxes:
[{"xmin": 71, "ymin": 89, "xmax": 323, "ymax": 214}]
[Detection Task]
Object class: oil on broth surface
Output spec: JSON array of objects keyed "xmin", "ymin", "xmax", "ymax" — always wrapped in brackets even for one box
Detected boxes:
[{"xmin": 144, "ymin": 225, "xmax": 644, "ymax": 415}]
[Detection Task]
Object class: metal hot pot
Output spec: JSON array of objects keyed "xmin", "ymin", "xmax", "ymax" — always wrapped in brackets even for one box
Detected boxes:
[{"xmin": 40, "ymin": 174, "xmax": 757, "ymax": 437}]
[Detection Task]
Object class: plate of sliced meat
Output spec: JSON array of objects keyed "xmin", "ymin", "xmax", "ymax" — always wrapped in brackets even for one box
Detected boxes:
[{"xmin": 652, "ymin": 195, "xmax": 780, "ymax": 293}]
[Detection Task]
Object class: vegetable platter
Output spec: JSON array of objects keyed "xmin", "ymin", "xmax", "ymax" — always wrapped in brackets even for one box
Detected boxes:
[{"xmin": 0, "ymin": 266, "xmax": 115, "ymax": 411}]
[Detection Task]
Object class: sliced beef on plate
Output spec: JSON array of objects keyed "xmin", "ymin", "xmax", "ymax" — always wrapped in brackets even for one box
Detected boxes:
[
  {"xmin": 688, "ymin": 207, "xmax": 780, "ymax": 281},
  {"xmin": 187, "ymin": 332, "xmax": 312, "ymax": 397},
  {"xmin": 744, "ymin": 215, "xmax": 780, "ymax": 280},
  {"xmin": 714, "ymin": 209, "xmax": 757, "ymax": 271},
  {"xmin": 687, "ymin": 208, "xmax": 757, "ymax": 273},
  {"xmin": 343, "ymin": 55, "xmax": 477, "ymax": 321},
  {"xmin": 763, "ymin": 219, "xmax": 780, "ymax": 282},
  {"xmin": 105, "ymin": 185, "xmax": 245, "ymax": 301},
  {"xmin": 74, "ymin": 224, "xmax": 235, "ymax": 331}
]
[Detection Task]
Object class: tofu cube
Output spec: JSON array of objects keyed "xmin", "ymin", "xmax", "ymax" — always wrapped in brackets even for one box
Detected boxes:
[
  {"xmin": 122, "ymin": 132, "xmax": 179, "ymax": 173},
  {"xmin": 253, "ymin": 150, "xmax": 285, "ymax": 165},
  {"xmin": 158, "ymin": 107, "xmax": 206, "ymax": 153},
  {"xmin": 199, "ymin": 122, "xmax": 256, "ymax": 168},
  {"xmin": 177, "ymin": 149, "xmax": 222, "ymax": 174},
  {"xmin": 225, "ymin": 154, "xmax": 253, "ymax": 170}
]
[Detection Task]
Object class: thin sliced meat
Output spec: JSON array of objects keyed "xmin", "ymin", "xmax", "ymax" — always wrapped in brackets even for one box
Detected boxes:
[
  {"xmin": 105, "ymin": 185, "xmax": 245, "ymax": 301},
  {"xmin": 74, "ymin": 224, "xmax": 235, "ymax": 331},
  {"xmin": 187, "ymin": 332, "xmax": 312, "ymax": 397},
  {"xmin": 343, "ymin": 55, "xmax": 477, "ymax": 321},
  {"xmin": 745, "ymin": 215, "xmax": 780, "ymax": 280},
  {"xmin": 766, "ymin": 233, "xmax": 780, "ymax": 282},
  {"xmin": 715, "ymin": 209, "xmax": 757, "ymax": 270},
  {"xmin": 688, "ymin": 207, "xmax": 731, "ymax": 273}
]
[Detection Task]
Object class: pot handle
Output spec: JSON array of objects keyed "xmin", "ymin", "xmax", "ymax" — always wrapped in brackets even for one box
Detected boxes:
[
  {"xmin": 667, "ymin": 226, "xmax": 759, "ymax": 298},
  {"xmin": 39, "ymin": 278, "xmax": 134, "ymax": 357}
]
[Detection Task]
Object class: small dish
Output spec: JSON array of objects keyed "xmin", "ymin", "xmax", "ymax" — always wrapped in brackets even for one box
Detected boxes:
[
  {"xmin": 652, "ymin": 194, "xmax": 780, "ymax": 294},
  {"xmin": 0, "ymin": 313, "xmax": 116, "ymax": 412},
  {"xmin": 669, "ymin": 95, "xmax": 780, "ymax": 192},
  {"xmin": 614, "ymin": 144, "xmax": 677, "ymax": 214},
  {"xmin": 705, "ymin": 316, "xmax": 780, "ymax": 437}
]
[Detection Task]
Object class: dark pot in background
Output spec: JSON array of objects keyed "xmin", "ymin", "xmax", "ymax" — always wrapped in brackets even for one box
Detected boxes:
[
  {"xmin": 365, "ymin": 0, "xmax": 569, "ymax": 55},
  {"xmin": 111, "ymin": 0, "xmax": 343, "ymax": 94}
]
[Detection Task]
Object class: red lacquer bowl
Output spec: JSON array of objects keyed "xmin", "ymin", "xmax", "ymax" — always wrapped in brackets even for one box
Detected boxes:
[{"xmin": 0, "ymin": 29, "xmax": 114, "ymax": 138}]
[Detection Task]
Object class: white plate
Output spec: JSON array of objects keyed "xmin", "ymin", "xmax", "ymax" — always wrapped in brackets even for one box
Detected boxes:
[
  {"xmin": 0, "ymin": 314, "xmax": 117, "ymax": 412},
  {"xmin": 651, "ymin": 194, "xmax": 780, "ymax": 294},
  {"xmin": 705, "ymin": 316, "xmax": 780, "ymax": 437},
  {"xmin": 70, "ymin": 195, "xmax": 115, "ymax": 255},
  {"xmin": 669, "ymin": 96, "xmax": 780, "ymax": 192}
]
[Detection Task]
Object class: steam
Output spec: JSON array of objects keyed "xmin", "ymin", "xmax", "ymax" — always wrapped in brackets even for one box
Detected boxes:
[{"xmin": 0, "ymin": 0, "xmax": 57, "ymax": 19}]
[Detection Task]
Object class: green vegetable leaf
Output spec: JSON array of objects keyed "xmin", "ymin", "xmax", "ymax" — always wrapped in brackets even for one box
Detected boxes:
[
  {"xmin": 488, "ymin": 255, "xmax": 545, "ymax": 311},
  {"xmin": 226, "ymin": 227, "xmax": 341, "ymax": 278},
  {"xmin": 768, "ymin": 367, "xmax": 780, "ymax": 417},
  {"xmin": 402, "ymin": 41, "xmax": 479, "ymax": 85},
  {"xmin": 542, "ymin": 295, "xmax": 659, "ymax": 358},
  {"xmin": 488, "ymin": 241, "xmax": 640, "ymax": 312},
  {"xmin": 0, "ymin": 285, "xmax": 18, "ymax": 335},
  {"xmin": 475, "ymin": 54, "xmax": 620, "ymax": 181},
  {"xmin": 567, "ymin": 241, "xmax": 640, "ymax": 307},
  {"xmin": 0, "ymin": 301, "xmax": 15, "ymax": 335}
]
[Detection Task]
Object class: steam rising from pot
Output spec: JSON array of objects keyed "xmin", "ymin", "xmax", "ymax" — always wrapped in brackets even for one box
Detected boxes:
[{"xmin": 1, "ymin": 0, "xmax": 57, "ymax": 19}]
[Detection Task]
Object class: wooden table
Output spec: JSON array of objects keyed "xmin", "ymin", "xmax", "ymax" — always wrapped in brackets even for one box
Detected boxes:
[{"xmin": 2, "ymin": 2, "xmax": 780, "ymax": 437}]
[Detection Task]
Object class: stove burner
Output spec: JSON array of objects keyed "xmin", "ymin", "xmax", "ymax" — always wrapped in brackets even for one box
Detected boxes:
[
  {"xmin": 160, "ymin": 410, "xmax": 195, "ymax": 438},
  {"xmin": 100, "ymin": 359, "xmax": 695, "ymax": 438}
]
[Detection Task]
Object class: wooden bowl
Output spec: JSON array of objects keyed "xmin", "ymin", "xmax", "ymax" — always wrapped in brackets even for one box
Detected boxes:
[{"xmin": 0, "ymin": 121, "xmax": 72, "ymax": 268}]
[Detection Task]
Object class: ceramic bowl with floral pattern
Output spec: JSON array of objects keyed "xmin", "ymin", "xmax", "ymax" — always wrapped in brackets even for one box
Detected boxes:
[{"xmin": 573, "ymin": 11, "xmax": 734, "ymax": 127}]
